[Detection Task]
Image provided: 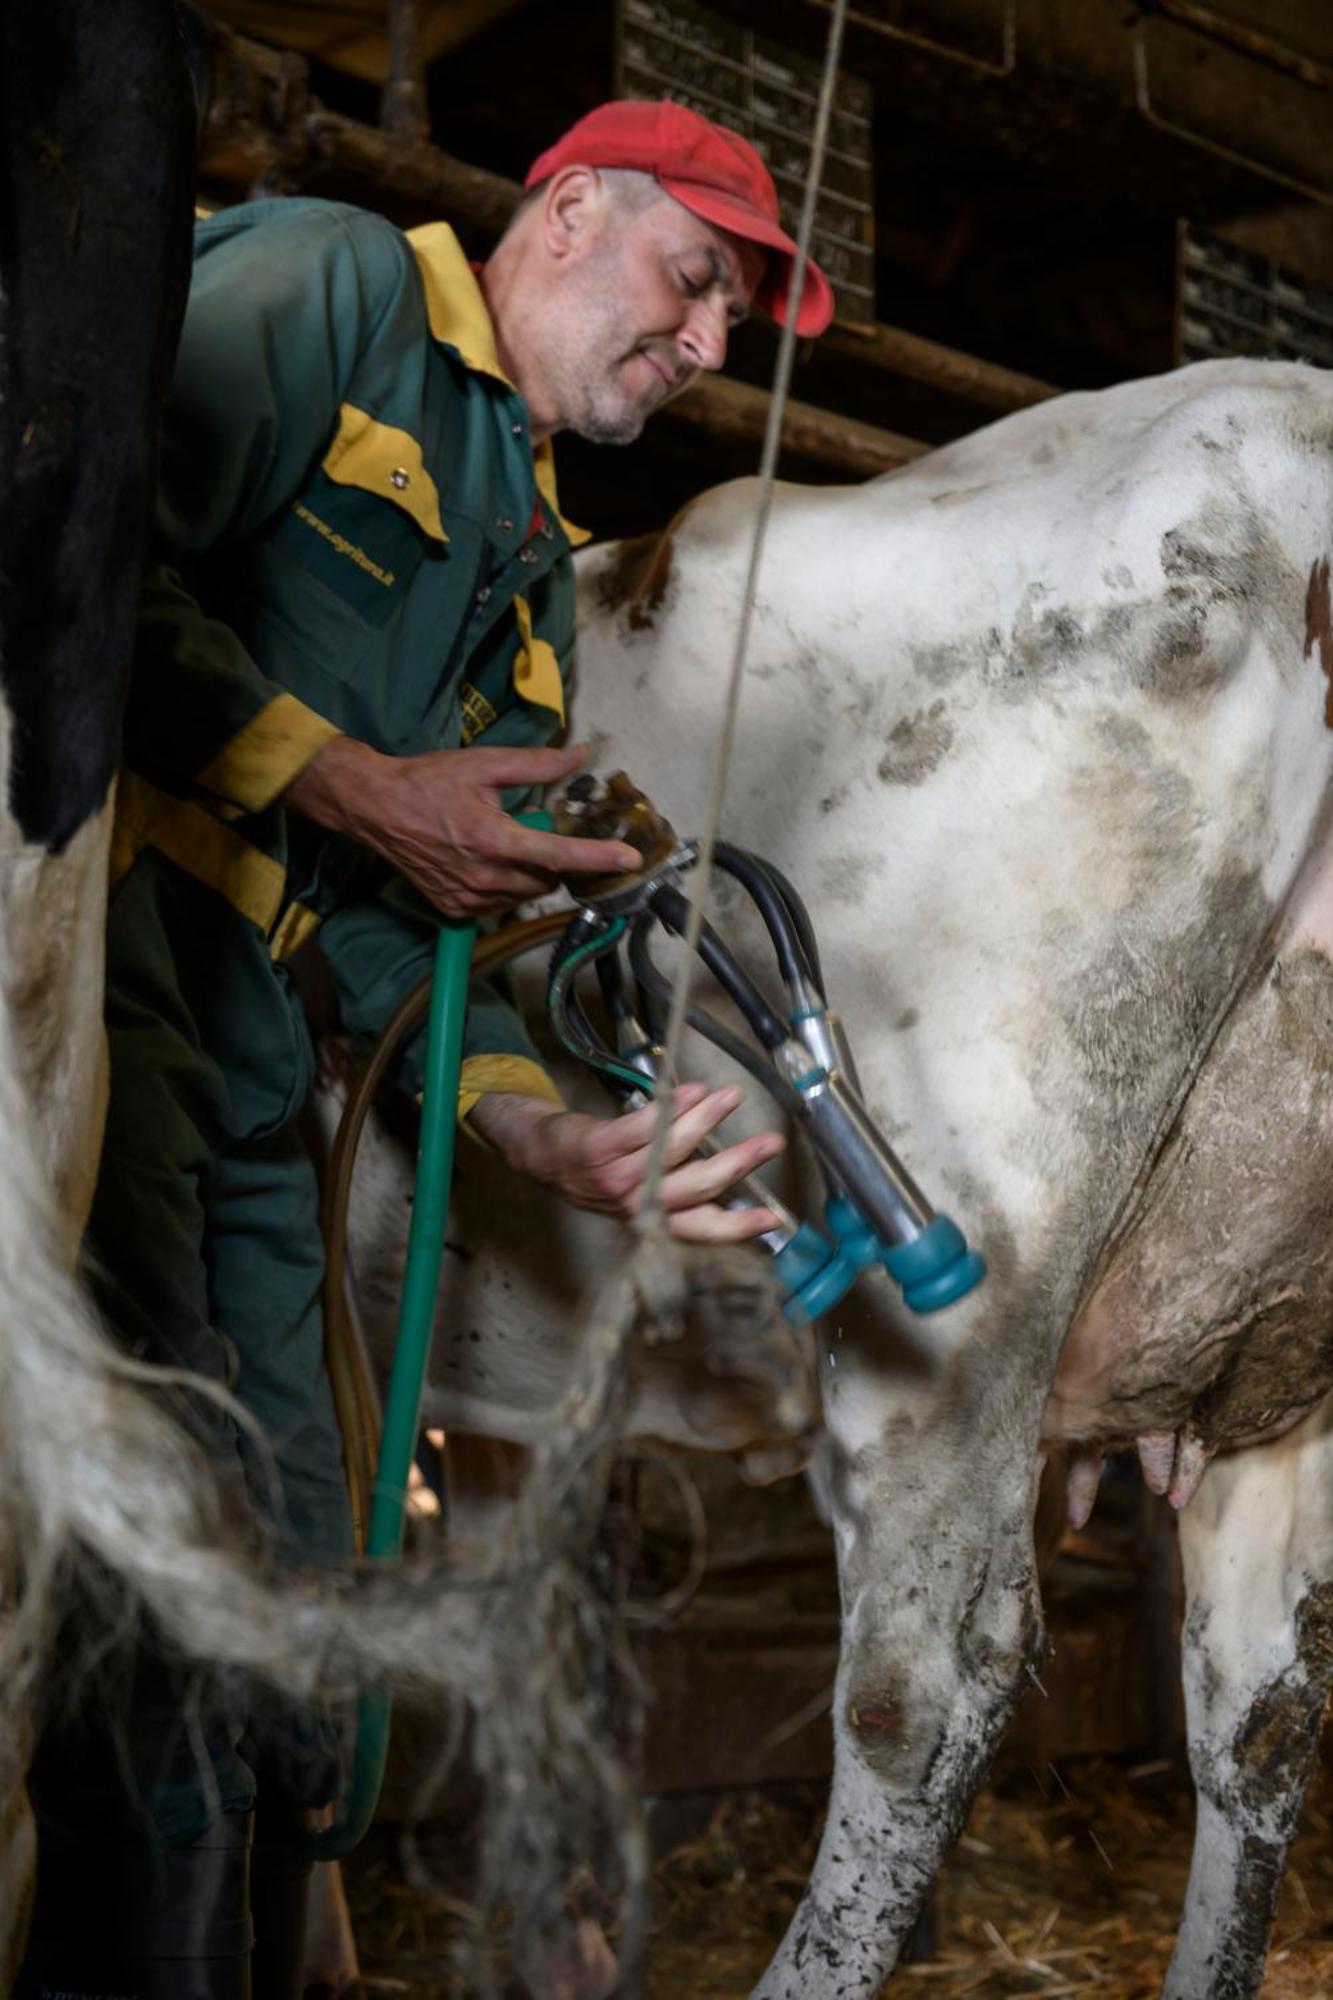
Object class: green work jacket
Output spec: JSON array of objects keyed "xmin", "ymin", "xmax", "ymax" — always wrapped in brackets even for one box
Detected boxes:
[{"xmin": 111, "ymin": 197, "xmax": 589, "ymax": 1135}]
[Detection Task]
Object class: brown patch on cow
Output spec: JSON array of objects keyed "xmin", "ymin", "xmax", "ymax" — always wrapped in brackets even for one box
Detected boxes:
[
  {"xmin": 594, "ymin": 531, "xmax": 674, "ymax": 631},
  {"xmin": 1305, "ymin": 556, "xmax": 1333, "ymax": 725}
]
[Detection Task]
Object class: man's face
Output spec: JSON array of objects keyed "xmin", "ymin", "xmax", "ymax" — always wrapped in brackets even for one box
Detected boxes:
[{"xmin": 546, "ymin": 192, "xmax": 765, "ymax": 445}]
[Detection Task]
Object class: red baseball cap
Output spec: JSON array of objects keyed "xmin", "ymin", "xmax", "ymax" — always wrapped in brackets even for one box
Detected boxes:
[{"xmin": 525, "ymin": 99, "xmax": 836, "ymax": 338}]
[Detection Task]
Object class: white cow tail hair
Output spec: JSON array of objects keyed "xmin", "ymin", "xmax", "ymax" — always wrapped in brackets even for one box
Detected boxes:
[{"xmin": 0, "ymin": 964, "xmax": 647, "ymax": 1987}]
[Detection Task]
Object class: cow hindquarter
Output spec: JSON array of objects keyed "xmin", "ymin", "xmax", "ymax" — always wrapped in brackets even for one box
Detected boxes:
[
  {"xmin": 571, "ymin": 359, "xmax": 1333, "ymax": 1996},
  {"xmin": 1051, "ymin": 834, "xmax": 1333, "ymax": 1996}
]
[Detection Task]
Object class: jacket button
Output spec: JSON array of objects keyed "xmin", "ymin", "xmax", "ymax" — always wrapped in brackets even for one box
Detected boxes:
[
  {"xmin": 476, "ymin": 584, "xmax": 492, "ymax": 604},
  {"xmin": 391, "ymin": 468, "xmax": 410, "ymax": 489},
  {"xmin": 496, "ymin": 515, "xmax": 514, "ymax": 534},
  {"xmin": 511, "ymin": 422, "xmax": 524, "ymax": 438},
  {"xmin": 519, "ymin": 545, "xmax": 539, "ymax": 564}
]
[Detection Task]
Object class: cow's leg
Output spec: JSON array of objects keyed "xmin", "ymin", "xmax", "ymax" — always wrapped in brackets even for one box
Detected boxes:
[
  {"xmin": 752, "ymin": 1325, "xmax": 1049, "ymax": 1999},
  {"xmin": 1165, "ymin": 1394, "xmax": 1333, "ymax": 2000}
]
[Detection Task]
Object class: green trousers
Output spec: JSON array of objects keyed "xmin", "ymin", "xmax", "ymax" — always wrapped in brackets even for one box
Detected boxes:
[{"xmin": 34, "ymin": 851, "xmax": 354, "ymax": 1844}]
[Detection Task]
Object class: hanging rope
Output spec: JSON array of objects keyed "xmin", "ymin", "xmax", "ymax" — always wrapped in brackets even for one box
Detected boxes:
[{"xmin": 631, "ymin": 0, "xmax": 852, "ymax": 1241}]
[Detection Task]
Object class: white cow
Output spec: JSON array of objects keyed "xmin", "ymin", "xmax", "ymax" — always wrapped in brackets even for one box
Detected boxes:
[{"xmin": 340, "ymin": 356, "xmax": 1333, "ymax": 1997}]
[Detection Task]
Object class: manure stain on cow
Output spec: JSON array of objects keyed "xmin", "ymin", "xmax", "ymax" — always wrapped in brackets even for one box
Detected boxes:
[
  {"xmin": 1034, "ymin": 859, "xmax": 1272, "ymax": 1258},
  {"xmin": 940, "ymin": 1169, "xmax": 1018, "ymax": 1291},
  {"xmin": 877, "ymin": 700, "xmax": 954, "ymax": 785},
  {"xmin": 1194, "ymin": 1582, "xmax": 1333, "ymax": 1994},
  {"xmin": 1080, "ymin": 712, "xmax": 1196, "ymax": 873},
  {"xmin": 595, "ymin": 530, "xmax": 673, "ymax": 630},
  {"xmin": 929, "ymin": 480, "xmax": 1002, "ymax": 510},
  {"xmin": 819, "ymin": 850, "xmax": 879, "ymax": 906},
  {"xmin": 1305, "ymin": 555, "xmax": 1333, "ymax": 724},
  {"xmin": 1145, "ymin": 498, "xmax": 1308, "ymax": 703},
  {"xmin": 1069, "ymin": 947, "xmax": 1333, "ymax": 1449},
  {"xmin": 1231, "ymin": 1583, "xmax": 1333, "ymax": 1797}
]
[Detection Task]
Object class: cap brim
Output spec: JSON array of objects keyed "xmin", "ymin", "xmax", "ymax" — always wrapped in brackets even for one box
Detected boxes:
[{"xmin": 660, "ymin": 177, "xmax": 836, "ymax": 337}]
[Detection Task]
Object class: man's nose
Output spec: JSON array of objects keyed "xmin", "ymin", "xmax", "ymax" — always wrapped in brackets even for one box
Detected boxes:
[{"xmin": 677, "ymin": 294, "xmax": 730, "ymax": 373}]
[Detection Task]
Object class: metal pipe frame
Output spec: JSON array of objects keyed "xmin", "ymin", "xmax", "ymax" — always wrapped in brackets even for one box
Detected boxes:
[
  {"xmin": 798, "ymin": 0, "xmax": 1018, "ymax": 80},
  {"xmin": 1141, "ymin": 0, "xmax": 1331, "ymax": 92},
  {"xmin": 1133, "ymin": 24, "xmax": 1333, "ymax": 209}
]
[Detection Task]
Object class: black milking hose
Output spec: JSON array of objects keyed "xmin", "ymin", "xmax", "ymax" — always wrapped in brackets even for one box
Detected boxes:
[
  {"xmin": 650, "ymin": 882, "xmax": 791, "ymax": 1051},
  {"xmin": 628, "ymin": 912, "xmax": 804, "ymax": 1119},
  {"xmin": 713, "ymin": 841, "xmax": 820, "ymax": 994},
  {"xmin": 595, "ymin": 942, "xmax": 635, "ymax": 1027},
  {"xmin": 736, "ymin": 848, "xmax": 825, "ymax": 995}
]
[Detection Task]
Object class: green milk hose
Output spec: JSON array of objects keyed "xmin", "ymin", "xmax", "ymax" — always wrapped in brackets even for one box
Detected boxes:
[
  {"xmin": 312, "ymin": 918, "xmax": 473, "ymax": 1859},
  {"xmin": 315, "ymin": 809, "xmax": 552, "ymax": 1861}
]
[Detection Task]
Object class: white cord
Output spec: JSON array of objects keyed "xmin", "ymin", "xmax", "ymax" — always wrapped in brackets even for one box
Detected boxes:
[{"xmin": 633, "ymin": 0, "xmax": 851, "ymax": 1239}]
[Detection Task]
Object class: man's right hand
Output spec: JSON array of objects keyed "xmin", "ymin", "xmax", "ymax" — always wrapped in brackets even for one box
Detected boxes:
[{"xmin": 282, "ymin": 737, "xmax": 641, "ymax": 918}]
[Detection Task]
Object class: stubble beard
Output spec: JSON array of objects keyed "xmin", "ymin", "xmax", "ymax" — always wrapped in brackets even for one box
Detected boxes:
[{"xmin": 550, "ymin": 260, "xmax": 673, "ymax": 446}]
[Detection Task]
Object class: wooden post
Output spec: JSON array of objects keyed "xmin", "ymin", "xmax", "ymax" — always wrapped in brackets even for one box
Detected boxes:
[{"xmin": 380, "ymin": 0, "xmax": 429, "ymax": 145}]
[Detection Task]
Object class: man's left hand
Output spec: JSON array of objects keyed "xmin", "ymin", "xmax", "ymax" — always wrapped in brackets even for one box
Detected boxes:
[{"xmin": 468, "ymin": 1083, "xmax": 785, "ymax": 1244}]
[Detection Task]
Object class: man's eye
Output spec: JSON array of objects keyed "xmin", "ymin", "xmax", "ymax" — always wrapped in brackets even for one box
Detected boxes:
[{"xmin": 679, "ymin": 272, "xmax": 708, "ymax": 298}]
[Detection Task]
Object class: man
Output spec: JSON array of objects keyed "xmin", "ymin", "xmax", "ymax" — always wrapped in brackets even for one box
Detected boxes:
[{"xmin": 19, "ymin": 99, "xmax": 834, "ymax": 1999}]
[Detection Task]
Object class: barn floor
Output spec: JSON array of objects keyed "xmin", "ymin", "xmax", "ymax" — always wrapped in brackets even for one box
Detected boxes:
[{"xmin": 342, "ymin": 1742, "xmax": 1333, "ymax": 1996}]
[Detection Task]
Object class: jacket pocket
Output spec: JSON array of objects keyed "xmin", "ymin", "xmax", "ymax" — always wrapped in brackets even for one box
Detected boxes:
[{"xmin": 262, "ymin": 473, "xmax": 428, "ymax": 633}]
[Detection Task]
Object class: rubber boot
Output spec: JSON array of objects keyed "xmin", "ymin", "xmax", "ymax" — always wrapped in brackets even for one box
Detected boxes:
[
  {"xmin": 14, "ymin": 1809, "xmax": 254, "ymax": 2000},
  {"xmin": 250, "ymin": 1790, "xmax": 314, "ymax": 2000}
]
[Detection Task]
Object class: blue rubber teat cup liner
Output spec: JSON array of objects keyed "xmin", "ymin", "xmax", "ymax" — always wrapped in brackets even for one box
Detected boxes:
[{"xmin": 883, "ymin": 1214, "xmax": 986, "ymax": 1314}]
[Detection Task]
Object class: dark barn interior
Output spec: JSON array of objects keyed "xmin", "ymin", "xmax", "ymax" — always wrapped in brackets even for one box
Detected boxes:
[{"xmin": 180, "ymin": 3, "xmax": 1333, "ymax": 1992}]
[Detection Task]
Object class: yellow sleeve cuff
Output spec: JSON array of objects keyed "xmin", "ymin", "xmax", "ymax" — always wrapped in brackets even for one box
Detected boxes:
[
  {"xmin": 196, "ymin": 693, "xmax": 343, "ymax": 816},
  {"xmin": 457, "ymin": 1054, "xmax": 564, "ymax": 1133}
]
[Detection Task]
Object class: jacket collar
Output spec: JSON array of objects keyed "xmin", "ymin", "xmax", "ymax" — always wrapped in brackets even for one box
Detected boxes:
[{"xmin": 408, "ymin": 222, "xmax": 592, "ymax": 548}]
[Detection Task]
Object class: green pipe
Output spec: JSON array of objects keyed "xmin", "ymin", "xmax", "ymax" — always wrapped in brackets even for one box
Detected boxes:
[
  {"xmin": 313, "ymin": 919, "xmax": 474, "ymax": 1859},
  {"xmin": 370, "ymin": 920, "xmax": 475, "ymax": 1560},
  {"xmin": 315, "ymin": 807, "xmax": 552, "ymax": 1860}
]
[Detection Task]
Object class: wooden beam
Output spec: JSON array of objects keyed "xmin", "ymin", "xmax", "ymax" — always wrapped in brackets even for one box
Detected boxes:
[
  {"xmin": 668, "ymin": 375, "xmax": 929, "ymax": 479},
  {"xmin": 200, "ymin": 28, "xmax": 520, "ymax": 229},
  {"xmin": 305, "ymin": 106, "xmax": 521, "ymax": 233},
  {"xmin": 822, "ymin": 321, "xmax": 1056, "ymax": 414}
]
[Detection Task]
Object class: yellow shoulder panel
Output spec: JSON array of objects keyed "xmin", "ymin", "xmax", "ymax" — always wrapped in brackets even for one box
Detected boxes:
[{"xmin": 323, "ymin": 403, "xmax": 447, "ymax": 542}]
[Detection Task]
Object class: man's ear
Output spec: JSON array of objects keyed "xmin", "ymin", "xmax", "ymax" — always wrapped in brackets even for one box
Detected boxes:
[{"xmin": 540, "ymin": 165, "xmax": 607, "ymax": 264}]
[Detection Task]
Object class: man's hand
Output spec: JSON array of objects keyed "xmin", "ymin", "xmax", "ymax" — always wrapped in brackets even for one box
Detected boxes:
[
  {"xmin": 283, "ymin": 737, "xmax": 641, "ymax": 918},
  {"xmin": 469, "ymin": 1083, "xmax": 786, "ymax": 1244}
]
